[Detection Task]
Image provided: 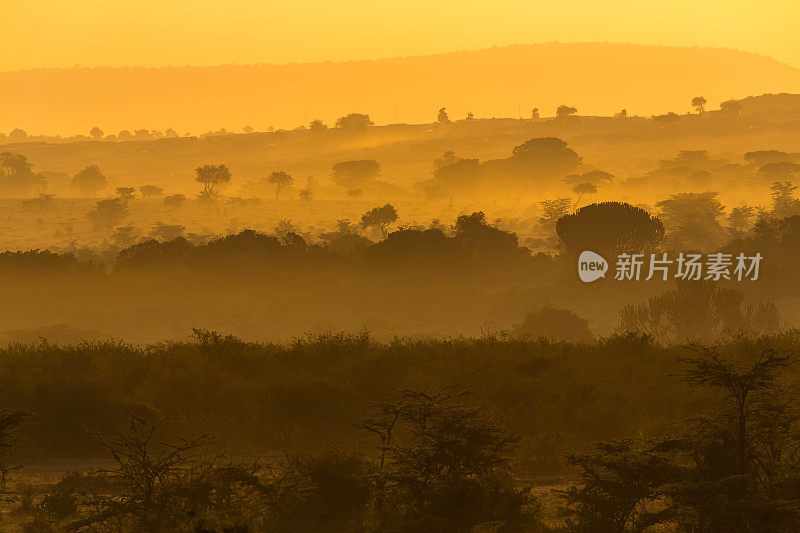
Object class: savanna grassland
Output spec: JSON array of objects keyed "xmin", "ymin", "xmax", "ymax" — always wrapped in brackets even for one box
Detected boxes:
[{"xmin": 4, "ymin": 94, "xmax": 800, "ymax": 531}]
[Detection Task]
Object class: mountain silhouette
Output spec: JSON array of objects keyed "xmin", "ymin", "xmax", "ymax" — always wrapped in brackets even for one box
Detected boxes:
[{"xmin": 3, "ymin": 42, "xmax": 800, "ymax": 135}]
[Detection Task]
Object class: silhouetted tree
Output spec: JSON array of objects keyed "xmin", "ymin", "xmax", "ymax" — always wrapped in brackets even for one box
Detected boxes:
[
  {"xmin": 453, "ymin": 211, "xmax": 522, "ymax": 262},
  {"xmin": 115, "ymin": 186, "xmax": 136, "ymax": 202},
  {"xmin": 347, "ymin": 188, "xmax": 363, "ymax": 200},
  {"xmin": 335, "ymin": 113, "xmax": 373, "ymax": 131},
  {"xmin": 195, "ymin": 164, "xmax": 231, "ymax": 200},
  {"xmin": 744, "ymin": 150, "xmax": 799, "ymax": 167},
  {"xmin": 720, "ymin": 99, "xmax": 743, "ymax": 116},
  {"xmin": 572, "ymin": 182, "xmax": 597, "ymax": 206},
  {"xmin": 511, "ymin": 137, "xmax": 581, "ymax": 176},
  {"xmin": 309, "ymin": 119, "xmax": 327, "ymax": 132},
  {"xmin": 437, "ymin": 107, "xmax": 450, "ymax": 124},
  {"xmin": 0, "ymin": 410, "xmax": 31, "ymax": 490},
  {"xmin": 657, "ymin": 192, "xmax": 726, "ymax": 250},
  {"xmin": 770, "ymin": 181, "xmax": 800, "ymax": 218},
  {"xmin": 564, "ymin": 169, "xmax": 615, "ymax": 186},
  {"xmin": 331, "ymin": 160, "xmax": 380, "ymax": 189},
  {"xmin": 268, "ymin": 170, "xmax": 294, "ymax": 200},
  {"xmin": 557, "ymin": 105, "xmax": 578, "ymax": 117},
  {"xmin": 692, "ymin": 96, "xmax": 707, "ymax": 114},
  {"xmin": 361, "ymin": 204, "xmax": 398, "ymax": 238},
  {"xmin": 728, "ymin": 205, "xmax": 756, "ymax": 235},
  {"xmin": 151, "ymin": 222, "xmax": 186, "ymax": 241},
  {"xmin": 139, "ymin": 185, "xmax": 164, "ymax": 199},
  {"xmin": 72, "ymin": 416, "xmax": 212, "ymax": 531},
  {"xmin": 0, "ymin": 153, "xmax": 46, "ymax": 196},
  {"xmin": 71, "ymin": 165, "xmax": 107, "ymax": 197},
  {"xmin": 357, "ymin": 389, "xmax": 534, "ymax": 531},
  {"xmin": 558, "ymin": 440, "xmax": 680, "ymax": 532},
  {"xmin": 89, "ymin": 127, "xmax": 104, "ymax": 139},
  {"xmin": 319, "ymin": 219, "xmax": 372, "ymax": 253},
  {"xmin": 298, "ymin": 188, "xmax": 312, "ymax": 201},
  {"xmin": 557, "ymin": 201, "xmax": 665, "ymax": 256},
  {"xmin": 669, "ymin": 345, "xmax": 800, "ymax": 531},
  {"xmin": 434, "ymin": 158, "xmax": 481, "ymax": 190},
  {"xmin": 112, "ymin": 224, "xmax": 138, "ymax": 248},
  {"xmin": 87, "ymin": 198, "xmax": 128, "ymax": 232},
  {"xmin": 538, "ymin": 197, "xmax": 573, "ymax": 241}
]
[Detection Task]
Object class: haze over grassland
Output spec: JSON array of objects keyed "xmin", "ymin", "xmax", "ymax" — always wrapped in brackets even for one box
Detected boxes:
[{"xmin": 4, "ymin": 42, "xmax": 800, "ymax": 134}]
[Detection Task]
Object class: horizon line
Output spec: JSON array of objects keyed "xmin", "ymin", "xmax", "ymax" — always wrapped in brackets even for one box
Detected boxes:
[{"xmin": 2, "ymin": 41, "xmax": 797, "ymax": 75}]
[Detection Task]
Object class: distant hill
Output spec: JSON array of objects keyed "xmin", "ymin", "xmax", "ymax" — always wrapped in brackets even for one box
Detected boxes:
[
  {"xmin": 737, "ymin": 93, "xmax": 800, "ymax": 117},
  {"xmin": 3, "ymin": 42, "xmax": 800, "ymax": 135}
]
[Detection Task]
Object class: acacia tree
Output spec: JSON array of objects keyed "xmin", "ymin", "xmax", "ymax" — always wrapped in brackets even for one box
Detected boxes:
[
  {"xmin": 572, "ymin": 182, "xmax": 597, "ymax": 207},
  {"xmin": 112, "ymin": 224, "xmax": 138, "ymax": 248},
  {"xmin": 561, "ymin": 343, "xmax": 800, "ymax": 532},
  {"xmin": 139, "ymin": 185, "xmax": 164, "ymax": 199},
  {"xmin": 361, "ymin": 204, "xmax": 398, "ymax": 238},
  {"xmin": 195, "ymin": 164, "xmax": 231, "ymax": 200},
  {"xmin": 267, "ymin": 171, "xmax": 294, "ymax": 200},
  {"xmin": 558, "ymin": 440, "xmax": 680, "ymax": 532},
  {"xmin": 564, "ymin": 169, "xmax": 615, "ymax": 186},
  {"xmin": 557, "ymin": 105, "xmax": 578, "ymax": 117},
  {"xmin": 116, "ymin": 186, "xmax": 136, "ymax": 202},
  {"xmin": 669, "ymin": 346, "xmax": 800, "ymax": 530},
  {"xmin": 538, "ymin": 197, "xmax": 573, "ymax": 243},
  {"xmin": 356, "ymin": 388, "xmax": 529, "ymax": 531},
  {"xmin": 692, "ymin": 96, "xmax": 707, "ymax": 114},
  {"xmin": 151, "ymin": 222, "xmax": 186, "ymax": 241},
  {"xmin": 72, "ymin": 416, "xmax": 209, "ymax": 531}
]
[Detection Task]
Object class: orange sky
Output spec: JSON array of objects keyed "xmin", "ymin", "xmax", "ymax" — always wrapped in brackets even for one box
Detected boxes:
[{"xmin": 3, "ymin": 0, "xmax": 800, "ymax": 71}]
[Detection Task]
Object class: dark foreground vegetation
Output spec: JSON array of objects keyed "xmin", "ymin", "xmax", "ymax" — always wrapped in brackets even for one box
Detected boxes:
[{"xmin": 2, "ymin": 331, "xmax": 800, "ymax": 531}]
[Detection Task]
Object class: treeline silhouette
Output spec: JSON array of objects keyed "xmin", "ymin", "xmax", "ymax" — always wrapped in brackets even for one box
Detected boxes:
[
  {"xmin": 3, "ymin": 332, "xmax": 800, "ymax": 530},
  {"xmin": 3, "ymin": 191, "xmax": 800, "ymax": 342}
]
